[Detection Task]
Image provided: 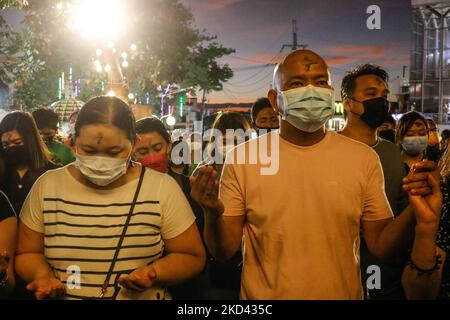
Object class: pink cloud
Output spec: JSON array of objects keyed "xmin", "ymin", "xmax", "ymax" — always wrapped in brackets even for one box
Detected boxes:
[
  {"xmin": 326, "ymin": 56, "xmax": 359, "ymax": 67},
  {"xmin": 328, "ymin": 45, "xmax": 388, "ymax": 59},
  {"xmin": 323, "ymin": 44, "xmax": 409, "ymax": 68},
  {"xmin": 202, "ymin": 0, "xmax": 241, "ymax": 10}
]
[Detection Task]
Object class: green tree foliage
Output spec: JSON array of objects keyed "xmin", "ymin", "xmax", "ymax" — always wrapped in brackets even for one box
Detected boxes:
[{"xmin": 0, "ymin": 0, "xmax": 234, "ymax": 110}]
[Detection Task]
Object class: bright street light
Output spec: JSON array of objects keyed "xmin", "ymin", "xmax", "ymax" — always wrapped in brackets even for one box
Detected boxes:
[
  {"xmin": 166, "ymin": 115, "xmax": 176, "ymax": 127},
  {"xmin": 71, "ymin": 0, "xmax": 126, "ymax": 42}
]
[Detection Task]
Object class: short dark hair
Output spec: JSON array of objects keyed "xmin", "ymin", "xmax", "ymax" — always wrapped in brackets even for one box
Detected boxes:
[
  {"xmin": 384, "ymin": 115, "xmax": 396, "ymax": 127},
  {"xmin": 341, "ymin": 64, "xmax": 389, "ymax": 99},
  {"xmin": 75, "ymin": 96, "xmax": 136, "ymax": 143},
  {"xmin": 395, "ymin": 111, "xmax": 429, "ymax": 146},
  {"xmin": 32, "ymin": 108, "xmax": 59, "ymax": 130},
  {"xmin": 442, "ymin": 129, "xmax": 450, "ymax": 140},
  {"xmin": 0, "ymin": 111, "xmax": 50, "ymax": 171},
  {"xmin": 251, "ymin": 98, "xmax": 272, "ymax": 124},
  {"xmin": 135, "ymin": 116, "xmax": 171, "ymax": 144}
]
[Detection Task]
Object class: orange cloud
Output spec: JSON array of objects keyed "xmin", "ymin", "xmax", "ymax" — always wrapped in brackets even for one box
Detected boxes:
[
  {"xmin": 326, "ymin": 56, "xmax": 359, "ymax": 67},
  {"xmin": 329, "ymin": 45, "xmax": 388, "ymax": 59},
  {"xmin": 202, "ymin": 0, "xmax": 241, "ymax": 10}
]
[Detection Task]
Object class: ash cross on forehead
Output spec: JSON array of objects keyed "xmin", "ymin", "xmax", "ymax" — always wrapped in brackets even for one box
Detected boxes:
[
  {"xmin": 96, "ymin": 133, "xmax": 103, "ymax": 145},
  {"xmin": 303, "ymin": 56, "xmax": 318, "ymax": 71}
]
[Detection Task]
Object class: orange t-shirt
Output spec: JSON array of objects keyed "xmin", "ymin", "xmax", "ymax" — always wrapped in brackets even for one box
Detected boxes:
[{"xmin": 220, "ymin": 131, "xmax": 393, "ymax": 300}]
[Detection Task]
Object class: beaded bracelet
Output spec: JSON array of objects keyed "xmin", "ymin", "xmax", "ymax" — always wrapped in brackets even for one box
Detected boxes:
[{"xmin": 407, "ymin": 254, "xmax": 443, "ymax": 276}]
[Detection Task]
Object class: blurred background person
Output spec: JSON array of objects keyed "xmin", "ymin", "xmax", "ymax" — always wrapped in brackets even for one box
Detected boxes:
[
  {"xmin": 0, "ymin": 111, "xmax": 58, "ymax": 214},
  {"xmin": 251, "ymin": 97, "xmax": 280, "ymax": 136},
  {"xmin": 0, "ymin": 111, "xmax": 57, "ymax": 300},
  {"xmin": 134, "ymin": 116, "xmax": 209, "ymax": 300},
  {"xmin": 377, "ymin": 115, "xmax": 397, "ymax": 143},
  {"xmin": 192, "ymin": 112, "xmax": 251, "ymax": 180},
  {"xmin": 396, "ymin": 111, "xmax": 429, "ymax": 172},
  {"xmin": 170, "ymin": 137, "xmax": 190, "ymax": 176},
  {"xmin": 32, "ymin": 108, "xmax": 75, "ymax": 166},
  {"xmin": 64, "ymin": 110, "xmax": 80, "ymax": 153},
  {"xmin": 426, "ymin": 118, "xmax": 441, "ymax": 163},
  {"xmin": 441, "ymin": 129, "xmax": 450, "ymax": 154}
]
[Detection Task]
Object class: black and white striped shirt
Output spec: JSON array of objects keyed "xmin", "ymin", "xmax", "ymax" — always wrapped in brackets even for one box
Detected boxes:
[{"xmin": 20, "ymin": 166, "xmax": 195, "ymax": 300}]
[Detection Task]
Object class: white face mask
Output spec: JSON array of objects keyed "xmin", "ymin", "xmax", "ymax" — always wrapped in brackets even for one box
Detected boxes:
[
  {"xmin": 279, "ymin": 84, "xmax": 335, "ymax": 133},
  {"xmin": 75, "ymin": 153, "xmax": 130, "ymax": 187}
]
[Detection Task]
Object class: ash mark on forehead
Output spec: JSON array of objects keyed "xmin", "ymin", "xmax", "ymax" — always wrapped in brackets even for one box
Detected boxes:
[
  {"xmin": 303, "ymin": 56, "xmax": 319, "ymax": 71},
  {"xmin": 96, "ymin": 133, "xmax": 103, "ymax": 145}
]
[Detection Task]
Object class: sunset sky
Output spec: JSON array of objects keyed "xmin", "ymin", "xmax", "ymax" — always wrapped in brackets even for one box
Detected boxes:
[
  {"xmin": 181, "ymin": 0, "xmax": 412, "ymax": 103},
  {"xmin": 2, "ymin": 0, "xmax": 412, "ymax": 103}
]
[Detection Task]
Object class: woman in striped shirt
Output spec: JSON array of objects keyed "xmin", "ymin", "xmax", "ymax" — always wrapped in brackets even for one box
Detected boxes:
[{"xmin": 15, "ymin": 96, "xmax": 206, "ymax": 300}]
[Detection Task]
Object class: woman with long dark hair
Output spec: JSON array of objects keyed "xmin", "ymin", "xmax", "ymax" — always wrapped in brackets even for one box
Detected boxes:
[
  {"xmin": 0, "ymin": 111, "xmax": 57, "ymax": 214},
  {"xmin": 192, "ymin": 112, "xmax": 252, "ymax": 180}
]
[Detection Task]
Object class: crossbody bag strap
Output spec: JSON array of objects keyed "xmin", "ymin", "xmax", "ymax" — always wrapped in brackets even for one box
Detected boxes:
[{"xmin": 100, "ymin": 166, "xmax": 146, "ymax": 299}]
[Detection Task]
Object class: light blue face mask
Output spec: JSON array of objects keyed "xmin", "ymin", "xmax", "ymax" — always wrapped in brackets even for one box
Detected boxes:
[
  {"xmin": 402, "ymin": 136, "xmax": 428, "ymax": 156},
  {"xmin": 279, "ymin": 84, "xmax": 335, "ymax": 133}
]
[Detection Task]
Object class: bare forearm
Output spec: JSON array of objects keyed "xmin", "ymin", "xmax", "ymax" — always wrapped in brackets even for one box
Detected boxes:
[
  {"xmin": 373, "ymin": 205, "xmax": 416, "ymax": 259},
  {"xmin": 15, "ymin": 253, "xmax": 54, "ymax": 283},
  {"xmin": 151, "ymin": 252, "xmax": 206, "ymax": 287},
  {"xmin": 204, "ymin": 212, "xmax": 241, "ymax": 261},
  {"xmin": 403, "ymin": 225, "xmax": 441, "ymax": 299}
]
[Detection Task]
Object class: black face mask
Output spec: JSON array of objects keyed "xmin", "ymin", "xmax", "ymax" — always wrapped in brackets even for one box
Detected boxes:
[
  {"xmin": 255, "ymin": 126, "xmax": 279, "ymax": 136},
  {"xmin": 3, "ymin": 145, "xmax": 30, "ymax": 167},
  {"xmin": 379, "ymin": 130, "xmax": 396, "ymax": 143},
  {"xmin": 351, "ymin": 97, "xmax": 390, "ymax": 130}
]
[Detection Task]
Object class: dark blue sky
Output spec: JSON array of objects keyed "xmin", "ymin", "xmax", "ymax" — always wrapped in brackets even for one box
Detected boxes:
[{"xmin": 2, "ymin": 0, "xmax": 412, "ymax": 102}]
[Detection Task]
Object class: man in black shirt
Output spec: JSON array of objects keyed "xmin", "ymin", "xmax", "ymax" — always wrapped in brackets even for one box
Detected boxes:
[{"xmin": 340, "ymin": 64, "xmax": 410, "ymax": 299}]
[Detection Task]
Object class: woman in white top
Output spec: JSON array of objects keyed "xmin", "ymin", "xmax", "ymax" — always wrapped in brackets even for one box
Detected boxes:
[{"xmin": 15, "ymin": 96, "xmax": 206, "ymax": 300}]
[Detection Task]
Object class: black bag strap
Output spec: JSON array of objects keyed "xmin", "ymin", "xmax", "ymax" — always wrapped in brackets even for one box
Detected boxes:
[{"xmin": 100, "ymin": 166, "xmax": 146, "ymax": 299}]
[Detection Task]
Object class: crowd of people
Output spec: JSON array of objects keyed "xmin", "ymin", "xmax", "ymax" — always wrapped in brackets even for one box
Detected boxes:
[{"xmin": 0, "ymin": 49, "xmax": 449, "ymax": 300}]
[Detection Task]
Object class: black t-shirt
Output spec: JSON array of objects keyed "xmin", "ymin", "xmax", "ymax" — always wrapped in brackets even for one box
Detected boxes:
[
  {"xmin": 0, "ymin": 190, "xmax": 16, "ymax": 222},
  {"xmin": 2, "ymin": 162, "xmax": 59, "ymax": 214}
]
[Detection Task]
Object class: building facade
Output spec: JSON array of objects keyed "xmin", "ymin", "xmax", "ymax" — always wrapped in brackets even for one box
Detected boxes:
[{"xmin": 410, "ymin": 0, "xmax": 450, "ymax": 123}]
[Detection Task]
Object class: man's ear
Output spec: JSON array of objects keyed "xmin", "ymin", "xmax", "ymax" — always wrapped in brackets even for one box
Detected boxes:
[
  {"xmin": 268, "ymin": 89, "xmax": 283, "ymax": 116},
  {"xmin": 343, "ymin": 97, "xmax": 352, "ymax": 113}
]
